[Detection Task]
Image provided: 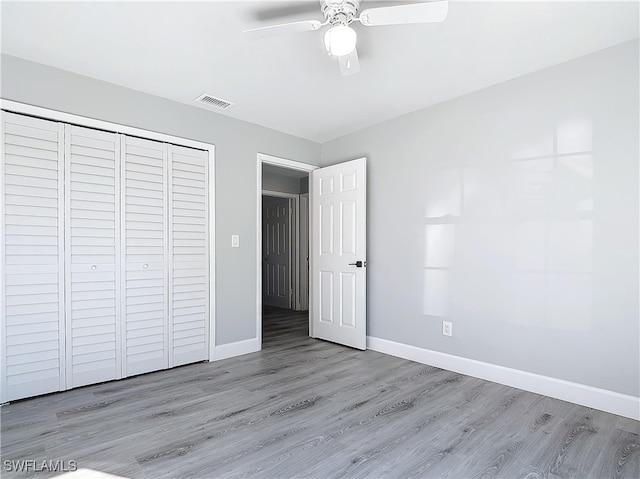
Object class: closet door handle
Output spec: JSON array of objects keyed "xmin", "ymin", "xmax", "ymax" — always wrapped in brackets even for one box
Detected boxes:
[
  {"xmin": 91, "ymin": 265, "xmax": 97, "ymax": 270},
  {"xmin": 143, "ymin": 264, "xmax": 149, "ymax": 269}
]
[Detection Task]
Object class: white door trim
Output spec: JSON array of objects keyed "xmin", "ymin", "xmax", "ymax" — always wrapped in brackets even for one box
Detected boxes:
[
  {"xmin": 262, "ymin": 190, "xmax": 300, "ymax": 199},
  {"xmin": 207, "ymin": 146, "xmax": 216, "ymax": 362},
  {"xmin": 0, "ymin": 100, "xmax": 213, "ymax": 151},
  {"xmin": 260, "ymin": 153, "xmax": 318, "ymax": 172},
  {"xmin": 299, "ymin": 193, "xmax": 310, "ymax": 311},
  {"xmin": 256, "ymin": 153, "xmax": 318, "ymax": 348},
  {"xmin": 0, "ymin": 115, "xmax": 5, "ymax": 403},
  {"xmin": 0, "ymin": 100, "xmax": 217, "ymax": 364}
]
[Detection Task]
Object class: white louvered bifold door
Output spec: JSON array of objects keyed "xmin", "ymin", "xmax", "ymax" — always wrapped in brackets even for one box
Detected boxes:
[
  {"xmin": 168, "ymin": 145, "xmax": 209, "ymax": 367},
  {"xmin": 1, "ymin": 112, "xmax": 65, "ymax": 402},
  {"xmin": 122, "ymin": 136, "xmax": 168, "ymax": 377},
  {"xmin": 65, "ymin": 125, "xmax": 121, "ymax": 388}
]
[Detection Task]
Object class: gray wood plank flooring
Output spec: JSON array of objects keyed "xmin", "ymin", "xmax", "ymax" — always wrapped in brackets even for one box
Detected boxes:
[{"xmin": 1, "ymin": 306, "xmax": 638, "ymax": 478}]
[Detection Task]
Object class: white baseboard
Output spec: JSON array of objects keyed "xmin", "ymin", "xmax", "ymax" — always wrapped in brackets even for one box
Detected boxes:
[
  {"xmin": 213, "ymin": 338, "xmax": 260, "ymax": 361},
  {"xmin": 367, "ymin": 336, "xmax": 640, "ymax": 421}
]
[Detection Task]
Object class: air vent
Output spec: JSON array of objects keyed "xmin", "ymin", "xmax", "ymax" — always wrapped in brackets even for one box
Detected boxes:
[{"xmin": 195, "ymin": 93, "xmax": 234, "ymax": 110}]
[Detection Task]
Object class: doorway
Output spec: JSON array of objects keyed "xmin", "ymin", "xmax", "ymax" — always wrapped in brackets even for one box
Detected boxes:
[
  {"xmin": 257, "ymin": 154, "xmax": 368, "ymax": 351},
  {"xmin": 259, "ymin": 155, "xmax": 315, "ymax": 346}
]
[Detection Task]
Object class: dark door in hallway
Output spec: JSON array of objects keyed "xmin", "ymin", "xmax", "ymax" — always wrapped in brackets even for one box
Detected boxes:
[{"xmin": 262, "ymin": 196, "xmax": 292, "ymax": 309}]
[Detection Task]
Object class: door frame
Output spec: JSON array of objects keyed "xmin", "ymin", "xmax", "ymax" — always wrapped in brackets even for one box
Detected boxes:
[
  {"xmin": 256, "ymin": 153, "xmax": 317, "ymax": 348},
  {"xmin": 299, "ymin": 192, "xmax": 309, "ymax": 311}
]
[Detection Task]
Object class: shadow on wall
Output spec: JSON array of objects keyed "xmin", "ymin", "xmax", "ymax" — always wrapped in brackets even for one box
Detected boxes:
[{"xmin": 423, "ymin": 118, "xmax": 593, "ymax": 331}]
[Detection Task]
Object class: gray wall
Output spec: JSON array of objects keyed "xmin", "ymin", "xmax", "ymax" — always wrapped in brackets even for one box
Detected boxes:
[
  {"xmin": 321, "ymin": 40, "xmax": 639, "ymax": 397},
  {"xmin": 262, "ymin": 171, "xmax": 301, "ymax": 195},
  {"xmin": 0, "ymin": 54, "xmax": 321, "ymax": 346},
  {"xmin": 3, "ymin": 41, "xmax": 638, "ymax": 398},
  {"xmin": 300, "ymin": 176, "xmax": 309, "ymax": 194}
]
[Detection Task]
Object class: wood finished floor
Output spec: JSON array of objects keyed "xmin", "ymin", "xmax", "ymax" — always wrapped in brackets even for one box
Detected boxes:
[{"xmin": 1, "ymin": 307, "xmax": 638, "ymax": 479}]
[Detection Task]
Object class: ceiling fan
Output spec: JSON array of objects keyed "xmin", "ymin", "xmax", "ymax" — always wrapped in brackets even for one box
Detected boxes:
[{"xmin": 244, "ymin": 0, "xmax": 449, "ymax": 76}]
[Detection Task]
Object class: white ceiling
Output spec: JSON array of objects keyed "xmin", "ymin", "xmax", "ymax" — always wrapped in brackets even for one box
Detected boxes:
[{"xmin": 1, "ymin": 1, "xmax": 638, "ymax": 143}]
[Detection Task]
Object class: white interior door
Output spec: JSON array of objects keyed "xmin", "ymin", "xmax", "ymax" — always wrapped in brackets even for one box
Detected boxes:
[
  {"xmin": 1, "ymin": 112, "xmax": 66, "ymax": 401},
  {"xmin": 121, "ymin": 135, "xmax": 168, "ymax": 377},
  {"xmin": 310, "ymin": 157, "xmax": 367, "ymax": 350},
  {"xmin": 168, "ymin": 144, "xmax": 209, "ymax": 367},
  {"xmin": 263, "ymin": 196, "xmax": 291, "ymax": 309},
  {"xmin": 65, "ymin": 124, "xmax": 121, "ymax": 388}
]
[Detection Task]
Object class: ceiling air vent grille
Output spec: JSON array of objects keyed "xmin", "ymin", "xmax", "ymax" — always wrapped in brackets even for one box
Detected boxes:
[{"xmin": 195, "ymin": 93, "xmax": 234, "ymax": 110}]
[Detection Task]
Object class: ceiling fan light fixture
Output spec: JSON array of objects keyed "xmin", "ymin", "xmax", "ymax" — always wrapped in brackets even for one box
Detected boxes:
[{"xmin": 324, "ymin": 24, "xmax": 357, "ymax": 56}]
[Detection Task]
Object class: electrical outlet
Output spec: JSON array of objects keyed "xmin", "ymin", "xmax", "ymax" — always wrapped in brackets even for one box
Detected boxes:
[
  {"xmin": 231, "ymin": 235, "xmax": 240, "ymax": 248},
  {"xmin": 442, "ymin": 321, "xmax": 453, "ymax": 337}
]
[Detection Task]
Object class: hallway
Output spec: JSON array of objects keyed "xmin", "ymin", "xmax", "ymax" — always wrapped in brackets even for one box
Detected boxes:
[{"xmin": 262, "ymin": 305, "xmax": 309, "ymax": 349}]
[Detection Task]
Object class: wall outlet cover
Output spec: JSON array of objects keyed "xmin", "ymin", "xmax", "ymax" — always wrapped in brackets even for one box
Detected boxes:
[{"xmin": 442, "ymin": 321, "xmax": 453, "ymax": 337}]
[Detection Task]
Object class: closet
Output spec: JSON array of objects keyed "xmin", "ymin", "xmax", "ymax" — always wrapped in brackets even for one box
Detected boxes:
[{"xmin": 1, "ymin": 111, "xmax": 211, "ymax": 402}]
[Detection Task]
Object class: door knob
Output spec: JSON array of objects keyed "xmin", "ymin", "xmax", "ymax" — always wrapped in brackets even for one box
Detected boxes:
[{"xmin": 348, "ymin": 261, "xmax": 365, "ymax": 268}]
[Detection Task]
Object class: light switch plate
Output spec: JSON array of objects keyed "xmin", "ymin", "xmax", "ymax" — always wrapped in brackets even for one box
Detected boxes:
[{"xmin": 231, "ymin": 235, "xmax": 240, "ymax": 248}]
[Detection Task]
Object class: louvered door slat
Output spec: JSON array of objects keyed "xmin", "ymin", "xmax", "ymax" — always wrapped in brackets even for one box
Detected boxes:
[
  {"xmin": 1, "ymin": 111, "xmax": 65, "ymax": 402},
  {"xmin": 169, "ymin": 145, "xmax": 209, "ymax": 367},
  {"xmin": 122, "ymin": 136, "xmax": 168, "ymax": 376},
  {"xmin": 65, "ymin": 124, "xmax": 121, "ymax": 388}
]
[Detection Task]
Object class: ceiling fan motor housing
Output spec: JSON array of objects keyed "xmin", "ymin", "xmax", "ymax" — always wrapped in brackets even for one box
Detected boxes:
[{"xmin": 322, "ymin": 0, "xmax": 360, "ymax": 24}]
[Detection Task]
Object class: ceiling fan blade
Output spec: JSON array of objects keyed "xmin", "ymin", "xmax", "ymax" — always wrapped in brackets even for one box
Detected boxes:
[
  {"xmin": 358, "ymin": 1, "xmax": 448, "ymax": 27},
  {"xmin": 243, "ymin": 20, "xmax": 323, "ymax": 39},
  {"xmin": 338, "ymin": 49, "xmax": 360, "ymax": 77}
]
